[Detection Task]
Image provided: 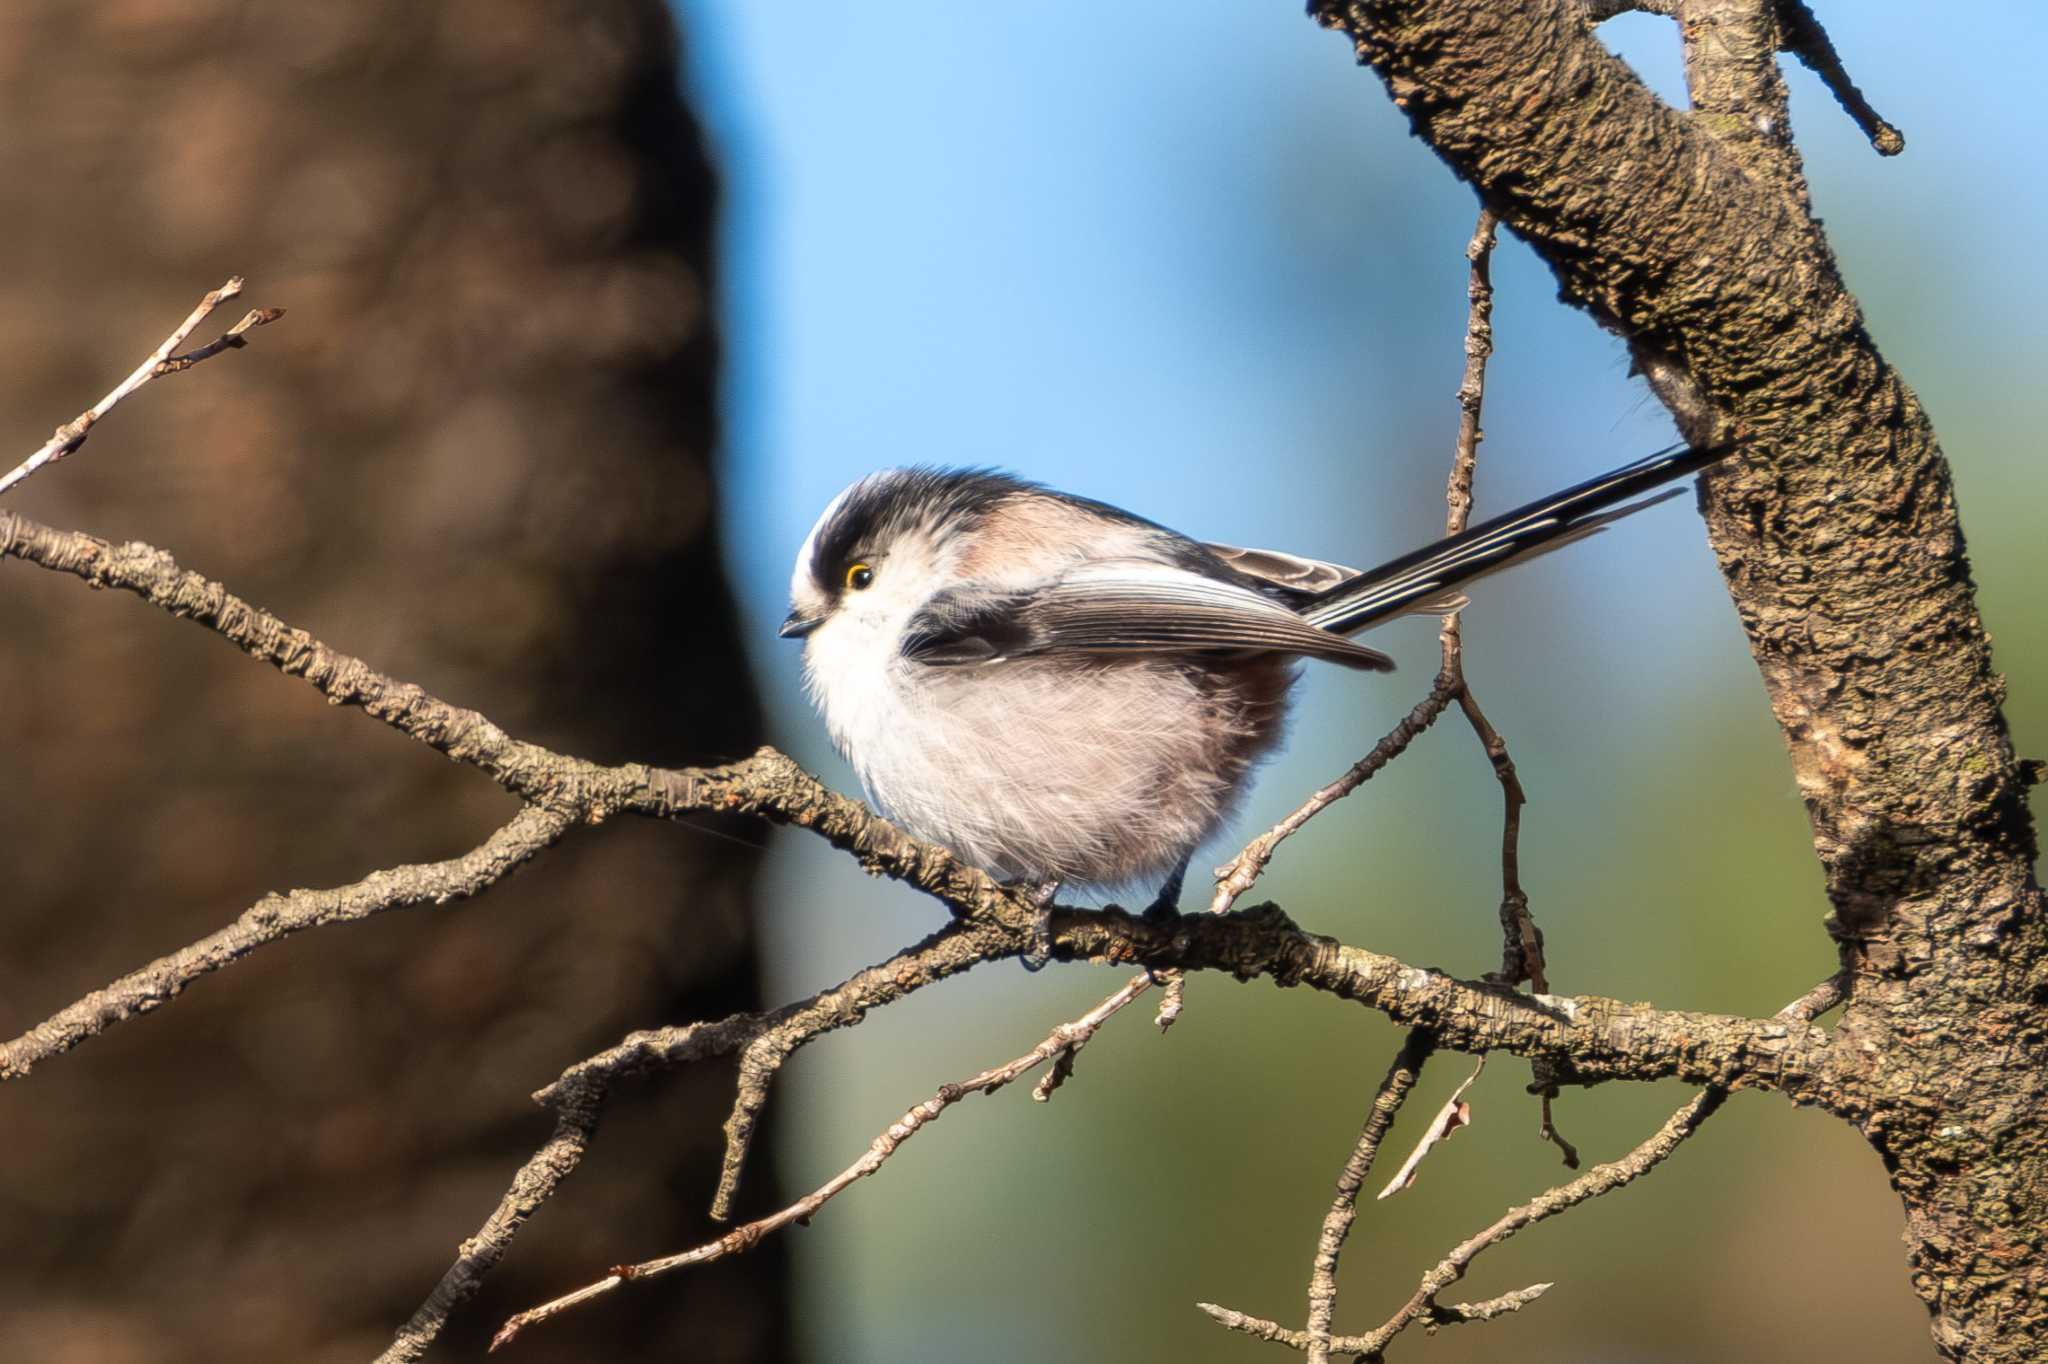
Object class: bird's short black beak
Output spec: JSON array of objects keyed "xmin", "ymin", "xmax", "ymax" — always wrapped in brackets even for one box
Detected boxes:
[{"xmin": 779, "ymin": 609, "xmax": 823, "ymax": 640}]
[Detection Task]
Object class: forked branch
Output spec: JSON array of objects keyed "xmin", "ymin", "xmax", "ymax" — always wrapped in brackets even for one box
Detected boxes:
[
  {"xmin": 490, "ymin": 973, "xmax": 1158, "ymax": 1351},
  {"xmin": 0, "ymin": 277, "xmax": 282, "ymax": 498}
]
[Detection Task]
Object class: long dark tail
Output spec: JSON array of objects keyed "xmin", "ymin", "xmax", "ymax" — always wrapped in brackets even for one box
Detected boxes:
[{"xmin": 1300, "ymin": 443, "xmax": 1734, "ymax": 636}]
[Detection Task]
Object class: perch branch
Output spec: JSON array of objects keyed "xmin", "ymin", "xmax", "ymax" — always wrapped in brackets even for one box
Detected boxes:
[
  {"xmin": 0, "ymin": 277, "xmax": 282, "ymax": 497},
  {"xmin": 490, "ymin": 973, "xmax": 1156, "ymax": 1352},
  {"xmin": 3, "ymin": 506, "xmax": 1855, "ymax": 1113},
  {"xmin": 0, "ymin": 288, "xmax": 1856, "ymax": 1359},
  {"xmin": 5, "ymin": 510, "xmax": 1843, "ymax": 1103}
]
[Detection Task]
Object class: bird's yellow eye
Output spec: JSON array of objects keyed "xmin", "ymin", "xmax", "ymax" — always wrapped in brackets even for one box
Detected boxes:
[{"xmin": 845, "ymin": 562, "xmax": 875, "ymax": 591}]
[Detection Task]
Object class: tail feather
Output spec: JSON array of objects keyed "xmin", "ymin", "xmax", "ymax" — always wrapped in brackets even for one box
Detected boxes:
[{"xmin": 1301, "ymin": 443, "xmax": 1732, "ymax": 636}]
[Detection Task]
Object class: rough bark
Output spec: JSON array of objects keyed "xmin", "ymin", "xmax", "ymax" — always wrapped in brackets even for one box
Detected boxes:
[{"xmin": 1306, "ymin": 0, "xmax": 2045, "ymax": 1357}]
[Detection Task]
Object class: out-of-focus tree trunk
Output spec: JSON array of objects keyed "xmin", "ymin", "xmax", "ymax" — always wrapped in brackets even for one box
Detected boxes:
[{"xmin": 0, "ymin": 4, "xmax": 786, "ymax": 1360}]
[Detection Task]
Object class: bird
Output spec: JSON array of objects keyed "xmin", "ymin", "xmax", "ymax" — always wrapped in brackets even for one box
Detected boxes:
[{"xmin": 781, "ymin": 443, "xmax": 1730, "ymax": 961}]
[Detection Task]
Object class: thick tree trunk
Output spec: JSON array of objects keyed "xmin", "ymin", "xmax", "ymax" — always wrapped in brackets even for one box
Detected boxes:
[
  {"xmin": 0, "ymin": 4, "xmax": 787, "ymax": 1360},
  {"xmin": 1307, "ymin": 0, "xmax": 2046, "ymax": 1356}
]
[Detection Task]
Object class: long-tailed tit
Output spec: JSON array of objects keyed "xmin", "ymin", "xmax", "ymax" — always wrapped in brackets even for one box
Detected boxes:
[{"xmin": 782, "ymin": 444, "xmax": 1730, "ymax": 956}]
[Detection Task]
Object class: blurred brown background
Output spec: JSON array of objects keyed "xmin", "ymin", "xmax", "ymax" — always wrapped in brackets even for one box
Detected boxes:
[{"xmin": 0, "ymin": 3, "xmax": 786, "ymax": 1360}]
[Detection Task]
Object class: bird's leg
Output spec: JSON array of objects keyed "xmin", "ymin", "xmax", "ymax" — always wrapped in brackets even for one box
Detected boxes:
[
  {"xmin": 1143, "ymin": 854, "xmax": 1191, "ymax": 921},
  {"xmin": 1019, "ymin": 876, "xmax": 1062, "ymax": 972}
]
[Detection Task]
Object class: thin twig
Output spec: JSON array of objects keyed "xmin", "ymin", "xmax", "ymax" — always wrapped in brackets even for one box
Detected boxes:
[
  {"xmin": 1775, "ymin": 0, "xmax": 1903, "ymax": 155},
  {"xmin": 375, "ymin": 1085, "xmax": 604, "ymax": 1364},
  {"xmin": 1305, "ymin": 1030, "xmax": 1435, "ymax": 1363},
  {"xmin": 1200, "ymin": 1283, "xmax": 1552, "ymax": 1357},
  {"xmin": 379, "ymin": 921, "xmax": 1009, "ymax": 1363},
  {"xmin": 0, "ymin": 277, "xmax": 283, "ymax": 497},
  {"xmin": 1349, "ymin": 975, "xmax": 1849, "ymax": 1356},
  {"xmin": 1441, "ymin": 210, "xmax": 1496, "ymax": 542},
  {"xmin": 0, "ymin": 510, "xmax": 1047, "ymax": 939},
  {"xmin": 1209, "ymin": 679, "xmax": 1458, "ymax": 914},
  {"xmin": 1204, "ymin": 974, "xmax": 1845, "ymax": 1357},
  {"xmin": 1431, "ymin": 208, "xmax": 1548, "ymax": 996},
  {"xmin": 1538, "ymin": 1091, "xmax": 1581, "ymax": 1169},
  {"xmin": 1358, "ymin": 1089, "xmax": 1725, "ymax": 1354},
  {"xmin": 0, "ymin": 806, "xmax": 570, "ymax": 1081},
  {"xmin": 1207, "ymin": 222, "xmax": 1503, "ymax": 918},
  {"xmin": 490, "ymin": 974, "xmax": 1155, "ymax": 1352},
  {"xmin": 1581, "ymin": 0, "xmax": 1901, "ymax": 155}
]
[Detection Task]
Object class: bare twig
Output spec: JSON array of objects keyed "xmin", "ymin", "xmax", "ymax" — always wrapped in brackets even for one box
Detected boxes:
[
  {"xmin": 1580, "ymin": 0, "xmax": 1903, "ymax": 157},
  {"xmin": 375, "ymin": 1083, "xmax": 604, "ymax": 1364},
  {"xmin": 1377, "ymin": 1055, "xmax": 1485, "ymax": 1201},
  {"xmin": 1348, "ymin": 975, "xmax": 1849, "ymax": 1356},
  {"xmin": 1207, "ymin": 218, "xmax": 1501, "ymax": 917},
  {"xmin": 1208, "ymin": 679, "xmax": 1458, "ymax": 914},
  {"xmin": 1774, "ymin": 0, "xmax": 1903, "ymax": 155},
  {"xmin": 1425, "ymin": 1282, "xmax": 1557, "ymax": 1327},
  {"xmin": 0, "ymin": 805, "xmax": 570, "ymax": 1081},
  {"xmin": 1440, "ymin": 210, "xmax": 1496, "ymax": 542},
  {"xmin": 1430, "ymin": 209, "xmax": 1548, "ymax": 996},
  {"xmin": 1456, "ymin": 683, "xmax": 1543, "ymax": 988},
  {"xmin": 1200, "ymin": 1283, "xmax": 1552, "ymax": 1356},
  {"xmin": 1305, "ymin": 1030, "xmax": 1435, "ymax": 1363},
  {"xmin": 378, "ymin": 921, "xmax": 1009, "ymax": 1363},
  {"xmin": 1203, "ymin": 975, "xmax": 1845, "ymax": 1357},
  {"xmin": 490, "ymin": 974, "xmax": 1156, "ymax": 1352},
  {"xmin": 0, "ymin": 278, "xmax": 282, "ymax": 497},
  {"xmin": 1538, "ymin": 1091, "xmax": 1581, "ymax": 1169}
]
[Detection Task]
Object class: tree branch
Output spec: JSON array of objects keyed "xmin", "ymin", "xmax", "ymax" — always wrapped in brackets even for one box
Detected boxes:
[
  {"xmin": 1305, "ymin": 1030, "xmax": 1436, "ymax": 1362},
  {"xmin": 1205, "ymin": 974, "xmax": 1845, "ymax": 1356},
  {"xmin": 0, "ymin": 277, "xmax": 282, "ymax": 497},
  {"xmin": 377, "ymin": 919, "xmax": 1011, "ymax": 1362},
  {"xmin": 491, "ymin": 973, "xmax": 1157, "ymax": 1351},
  {"xmin": 1305, "ymin": 0, "xmax": 2033, "ymax": 924},
  {"xmin": 0, "ymin": 805, "xmax": 570, "ymax": 1081},
  {"xmin": 1051, "ymin": 904, "xmax": 1842, "ymax": 1102},
  {"xmin": 1774, "ymin": 0, "xmax": 1903, "ymax": 155},
  {"xmin": 3, "ymin": 483, "xmax": 1868, "ymax": 1360},
  {"xmin": 1209, "ymin": 679, "xmax": 1458, "ymax": 914},
  {"xmin": 7, "ymin": 508, "xmax": 1844, "ymax": 1107}
]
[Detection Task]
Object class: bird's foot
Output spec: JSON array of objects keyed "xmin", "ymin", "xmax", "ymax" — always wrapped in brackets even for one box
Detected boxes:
[{"xmin": 1141, "ymin": 857, "xmax": 1191, "ymax": 922}]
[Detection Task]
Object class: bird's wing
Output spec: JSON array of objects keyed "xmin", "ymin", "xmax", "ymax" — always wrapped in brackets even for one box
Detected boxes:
[
  {"xmin": 1203, "ymin": 542, "xmax": 1360, "ymax": 596},
  {"xmin": 1207, "ymin": 541, "xmax": 1470, "ymax": 617},
  {"xmin": 902, "ymin": 561, "xmax": 1394, "ymax": 671}
]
